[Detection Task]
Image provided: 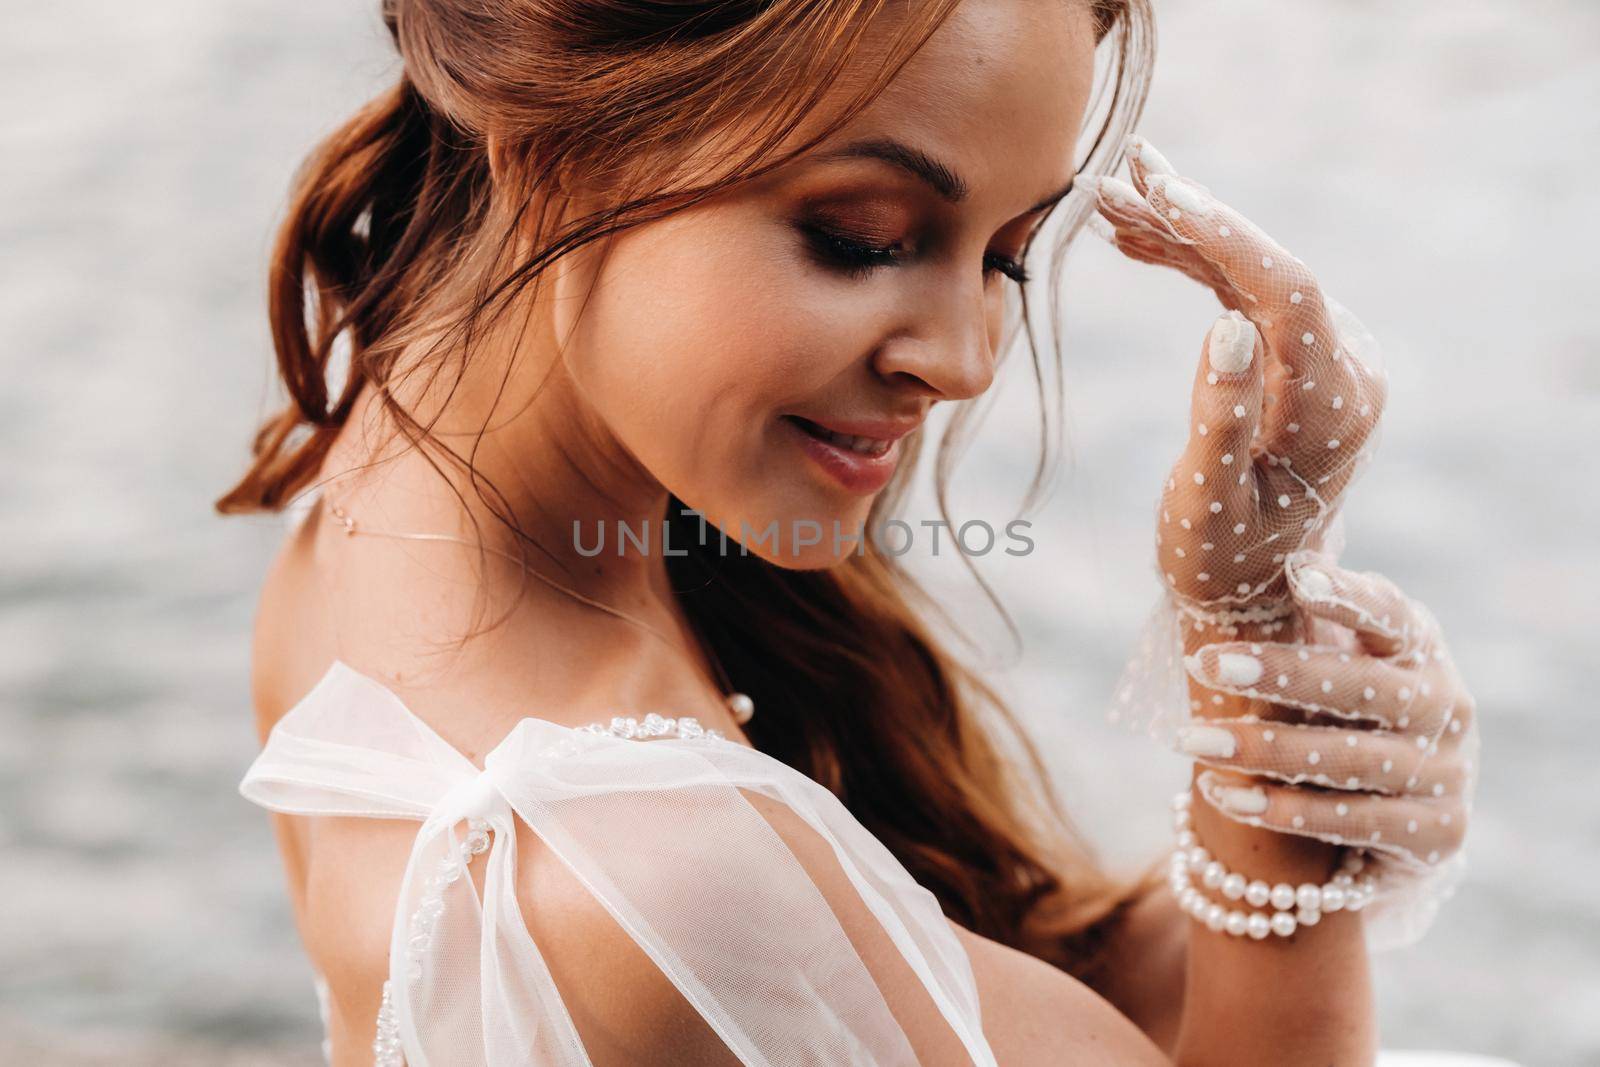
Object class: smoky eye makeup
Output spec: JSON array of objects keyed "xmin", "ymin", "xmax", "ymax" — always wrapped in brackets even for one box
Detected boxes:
[
  {"xmin": 785, "ymin": 180, "xmax": 1036, "ymax": 286},
  {"xmin": 794, "ymin": 216, "xmax": 909, "ymax": 279},
  {"xmin": 793, "ymin": 208, "xmax": 1031, "ymax": 285}
]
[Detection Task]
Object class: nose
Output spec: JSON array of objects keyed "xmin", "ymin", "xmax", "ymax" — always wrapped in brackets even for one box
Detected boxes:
[{"xmin": 871, "ymin": 276, "xmax": 999, "ymax": 402}]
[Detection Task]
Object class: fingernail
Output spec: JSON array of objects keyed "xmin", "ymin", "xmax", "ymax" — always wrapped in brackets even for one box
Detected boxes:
[
  {"xmin": 1208, "ymin": 310, "xmax": 1257, "ymax": 375},
  {"xmin": 1199, "ymin": 772, "xmax": 1269, "ymax": 814},
  {"xmin": 1217, "ymin": 785, "xmax": 1269, "ymax": 815},
  {"xmin": 1095, "ymin": 176, "xmax": 1146, "ymax": 210},
  {"xmin": 1294, "ymin": 566, "xmax": 1335, "ymax": 600},
  {"xmin": 1214, "ymin": 652, "xmax": 1263, "ymax": 686},
  {"xmin": 1148, "ymin": 173, "xmax": 1212, "ymax": 217},
  {"xmin": 1130, "ymin": 135, "xmax": 1176, "ymax": 176},
  {"xmin": 1177, "ymin": 725, "xmax": 1237, "ymax": 758}
]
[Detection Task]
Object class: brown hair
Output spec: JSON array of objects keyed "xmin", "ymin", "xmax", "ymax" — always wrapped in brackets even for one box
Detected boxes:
[{"xmin": 217, "ymin": 0, "xmax": 1160, "ymax": 986}]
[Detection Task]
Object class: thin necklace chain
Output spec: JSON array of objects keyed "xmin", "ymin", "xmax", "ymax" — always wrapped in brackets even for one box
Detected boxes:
[{"xmin": 315, "ymin": 490, "xmax": 755, "ymax": 726}]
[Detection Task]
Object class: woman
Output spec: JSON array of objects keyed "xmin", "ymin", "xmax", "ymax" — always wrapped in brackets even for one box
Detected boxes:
[{"xmin": 220, "ymin": 0, "xmax": 1480, "ymax": 1063}]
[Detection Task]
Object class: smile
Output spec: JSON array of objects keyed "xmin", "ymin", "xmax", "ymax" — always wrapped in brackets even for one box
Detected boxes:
[
  {"xmin": 782, "ymin": 415, "xmax": 906, "ymax": 496},
  {"xmin": 787, "ymin": 416, "xmax": 893, "ymax": 456}
]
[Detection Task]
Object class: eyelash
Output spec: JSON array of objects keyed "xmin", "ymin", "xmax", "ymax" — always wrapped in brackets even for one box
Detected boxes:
[{"xmin": 799, "ymin": 223, "xmax": 1032, "ymax": 286}]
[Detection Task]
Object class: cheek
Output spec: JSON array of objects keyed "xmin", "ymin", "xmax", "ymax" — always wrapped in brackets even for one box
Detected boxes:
[
  {"xmin": 572, "ymin": 207, "xmax": 881, "ymax": 408},
  {"xmin": 566, "ymin": 221, "xmax": 792, "ymax": 444},
  {"xmin": 559, "ymin": 211, "xmax": 875, "ymax": 513}
]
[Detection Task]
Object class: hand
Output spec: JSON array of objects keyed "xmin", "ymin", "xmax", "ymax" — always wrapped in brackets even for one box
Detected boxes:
[
  {"xmin": 1089, "ymin": 137, "xmax": 1474, "ymax": 950},
  {"xmin": 1177, "ymin": 550, "xmax": 1479, "ymax": 883},
  {"xmin": 1082, "ymin": 137, "xmax": 1390, "ymax": 636}
]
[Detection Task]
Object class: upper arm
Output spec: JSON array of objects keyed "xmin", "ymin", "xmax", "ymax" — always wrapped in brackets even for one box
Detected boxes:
[
  {"xmin": 511, "ymin": 789, "xmax": 971, "ymax": 1066},
  {"xmin": 511, "ymin": 785, "xmax": 1169, "ymax": 1067},
  {"xmin": 1091, "ymin": 880, "xmax": 1189, "ymax": 1057},
  {"xmin": 513, "ymin": 824, "xmax": 743, "ymax": 1066},
  {"xmin": 949, "ymin": 921, "xmax": 1171, "ymax": 1066}
]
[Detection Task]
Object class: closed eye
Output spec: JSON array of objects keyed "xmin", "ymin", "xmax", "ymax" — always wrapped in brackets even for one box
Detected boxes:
[
  {"xmin": 798, "ymin": 223, "xmax": 907, "ymax": 279},
  {"xmin": 799, "ymin": 222, "xmax": 1029, "ymax": 286},
  {"xmin": 984, "ymin": 252, "xmax": 1029, "ymax": 285}
]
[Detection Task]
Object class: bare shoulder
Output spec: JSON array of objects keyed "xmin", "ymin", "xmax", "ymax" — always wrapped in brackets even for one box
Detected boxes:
[
  {"xmin": 247, "ymin": 479, "xmax": 439, "ymax": 738},
  {"xmin": 247, "ymin": 470, "xmax": 537, "ymax": 756},
  {"xmin": 250, "ymin": 495, "xmax": 339, "ymax": 742},
  {"xmin": 505, "ymin": 820, "xmax": 739, "ymax": 1067}
]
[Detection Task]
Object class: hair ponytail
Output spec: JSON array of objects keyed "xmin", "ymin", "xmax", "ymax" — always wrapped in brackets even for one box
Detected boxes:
[{"xmin": 215, "ymin": 73, "xmax": 487, "ymax": 513}]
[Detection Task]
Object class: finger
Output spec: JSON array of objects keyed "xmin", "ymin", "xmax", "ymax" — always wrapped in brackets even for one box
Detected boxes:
[
  {"xmin": 1284, "ymin": 551, "xmax": 1422, "ymax": 658},
  {"xmin": 1084, "ymin": 177, "xmax": 1247, "ymax": 308},
  {"xmin": 1175, "ymin": 717, "xmax": 1470, "ymax": 798},
  {"xmin": 1144, "ymin": 170, "xmax": 1382, "ymax": 489},
  {"xmin": 1126, "ymin": 134, "xmax": 1330, "ymax": 364},
  {"xmin": 1198, "ymin": 769, "xmax": 1467, "ymax": 867},
  {"xmin": 1284, "ymin": 556, "xmax": 1479, "ymax": 746},
  {"xmin": 1124, "ymin": 138, "xmax": 1385, "ymax": 485},
  {"xmin": 1183, "ymin": 641, "xmax": 1451, "ymax": 735},
  {"xmin": 1105, "ymin": 225, "xmax": 1240, "ymax": 296},
  {"xmin": 1125, "ymin": 134, "xmax": 1176, "ymax": 198},
  {"xmin": 1099, "ymin": 224, "xmax": 1196, "ymax": 273},
  {"xmin": 1190, "ymin": 310, "xmax": 1264, "ymax": 470},
  {"xmin": 1126, "ymin": 136, "xmax": 1341, "ymax": 383},
  {"xmin": 1157, "ymin": 312, "xmax": 1268, "ymax": 593},
  {"xmin": 1442, "ymin": 685, "xmax": 1477, "ymax": 742},
  {"xmin": 1079, "ymin": 173, "xmax": 1181, "ymax": 242}
]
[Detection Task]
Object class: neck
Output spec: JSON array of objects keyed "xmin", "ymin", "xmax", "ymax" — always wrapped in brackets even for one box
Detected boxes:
[
  {"xmin": 322, "ymin": 374, "xmax": 736, "ymax": 711},
  {"xmin": 343, "ymin": 328, "xmax": 679, "ymax": 610},
  {"xmin": 309, "ymin": 305, "xmax": 747, "ymax": 728}
]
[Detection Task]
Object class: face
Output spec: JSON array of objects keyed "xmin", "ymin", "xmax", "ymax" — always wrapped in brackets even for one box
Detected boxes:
[{"xmin": 552, "ymin": 0, "xmax": 1097, "ymax": 568}]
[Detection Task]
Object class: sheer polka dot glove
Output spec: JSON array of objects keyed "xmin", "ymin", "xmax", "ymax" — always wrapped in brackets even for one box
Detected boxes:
[
  {"xmin": 1087, "ymin": 137, "xmax": 1475, "ymax": 948},
  {"xmin": 1098, "ymin": 134, "xmax": 1393, "ymax": 736},
  {"xmin": 1090, "ymin": 135, "xmax": 1389, "ymax": 638},
  {"xmin": 1178, "ymin": 549, "xmax": 1480, "ymax": 948}
]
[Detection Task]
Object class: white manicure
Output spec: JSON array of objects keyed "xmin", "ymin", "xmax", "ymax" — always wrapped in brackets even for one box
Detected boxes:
[
  {"xmin": 1208, "ymin": 311, "xmax": 1257, "ymax": 375},
  {"xmin": 1178, "ymin": 725, "xmax": 1237, "ymax": 758},
  {"xmin": 1097, "ymin": 176, "xmax": 1145, "ymax": 209},
  {"xmin": 1161, "ymin": 177, "xmax": 1211, "ymax": 216},
  {"xmin": 1296, "ymin": 567, "xmax": 1335, "ymax": 599},
  {"xmin": 1213, "ymin": 783, "xmax": 1269, "ymax": 815},
  {"xmin": 1133, "ymin": 136, "xmax": 1176, "ymax": 176},
  {"xmin": 1200, "ymin": 772, "xmax": 1269, "ymax": 815},
  {"xmin": 1215, "ymin": 652, "xmax": 1264, "ymax": 686}
]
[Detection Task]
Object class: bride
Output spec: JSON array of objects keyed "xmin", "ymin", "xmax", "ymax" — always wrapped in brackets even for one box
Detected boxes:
[{"xmin": 219, "ymin": 0, "xmax": 1483, "ymax": 1063}]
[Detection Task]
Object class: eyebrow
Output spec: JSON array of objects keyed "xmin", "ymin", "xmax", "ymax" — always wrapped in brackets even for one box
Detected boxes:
[{"xmin": 807, "ymin": 136, "xmax": 1075, "ymax": 217}]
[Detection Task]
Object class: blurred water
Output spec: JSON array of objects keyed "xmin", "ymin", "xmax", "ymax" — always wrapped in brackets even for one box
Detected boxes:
[{"xmin": 1, "ymin": 1, "xmax": 1594, "ymax": 1063}]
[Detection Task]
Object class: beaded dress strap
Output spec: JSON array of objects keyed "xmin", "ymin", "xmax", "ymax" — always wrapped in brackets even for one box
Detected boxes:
[{"xmin": 240, "ymin": 661, "xmax": 729, "ymax": 1066}]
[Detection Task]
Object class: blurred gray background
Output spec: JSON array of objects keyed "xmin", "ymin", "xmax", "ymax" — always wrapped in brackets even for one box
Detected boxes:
[{"xmin": 2, "ymin": 1, "xmax": 1595, "ymax": 1063}]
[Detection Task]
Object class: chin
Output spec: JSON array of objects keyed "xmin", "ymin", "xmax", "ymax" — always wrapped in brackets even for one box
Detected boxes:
[
  {"xmin": 692, "ymin": 498, "xmax": 877, "ymax": 571},
  {"xmin": 762, "ymin": 540, "xmax": 868, "ymax": 571}
]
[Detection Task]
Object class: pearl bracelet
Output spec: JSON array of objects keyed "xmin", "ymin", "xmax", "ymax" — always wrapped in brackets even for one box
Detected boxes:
[{"xmin": 1170, "ymin": 789, "xmax": 1377, "ymax": 939}]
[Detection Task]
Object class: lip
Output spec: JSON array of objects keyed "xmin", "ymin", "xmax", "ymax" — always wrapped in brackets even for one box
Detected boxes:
[
  {"xmin": 782, "ymin": 414, "xmax": 916, "ymax": 496},
  {"xmin": 793, "ymin": 414, "xmax": 924, "ymax": 442}
]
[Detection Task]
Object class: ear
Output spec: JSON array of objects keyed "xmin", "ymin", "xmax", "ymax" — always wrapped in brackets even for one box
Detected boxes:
[
  {"xmin": 543, "ymin": 208, "xmax": 613, "ymax": 357},
  {"xmin": 485, "ymin": 131, "xmax": 515, "ymax": 187}
]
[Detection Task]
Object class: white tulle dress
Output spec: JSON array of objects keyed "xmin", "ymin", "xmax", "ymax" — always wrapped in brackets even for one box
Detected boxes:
[{"xmin": 240, "ymin": 658, "xmax": 1002, "ymax": 1066}]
